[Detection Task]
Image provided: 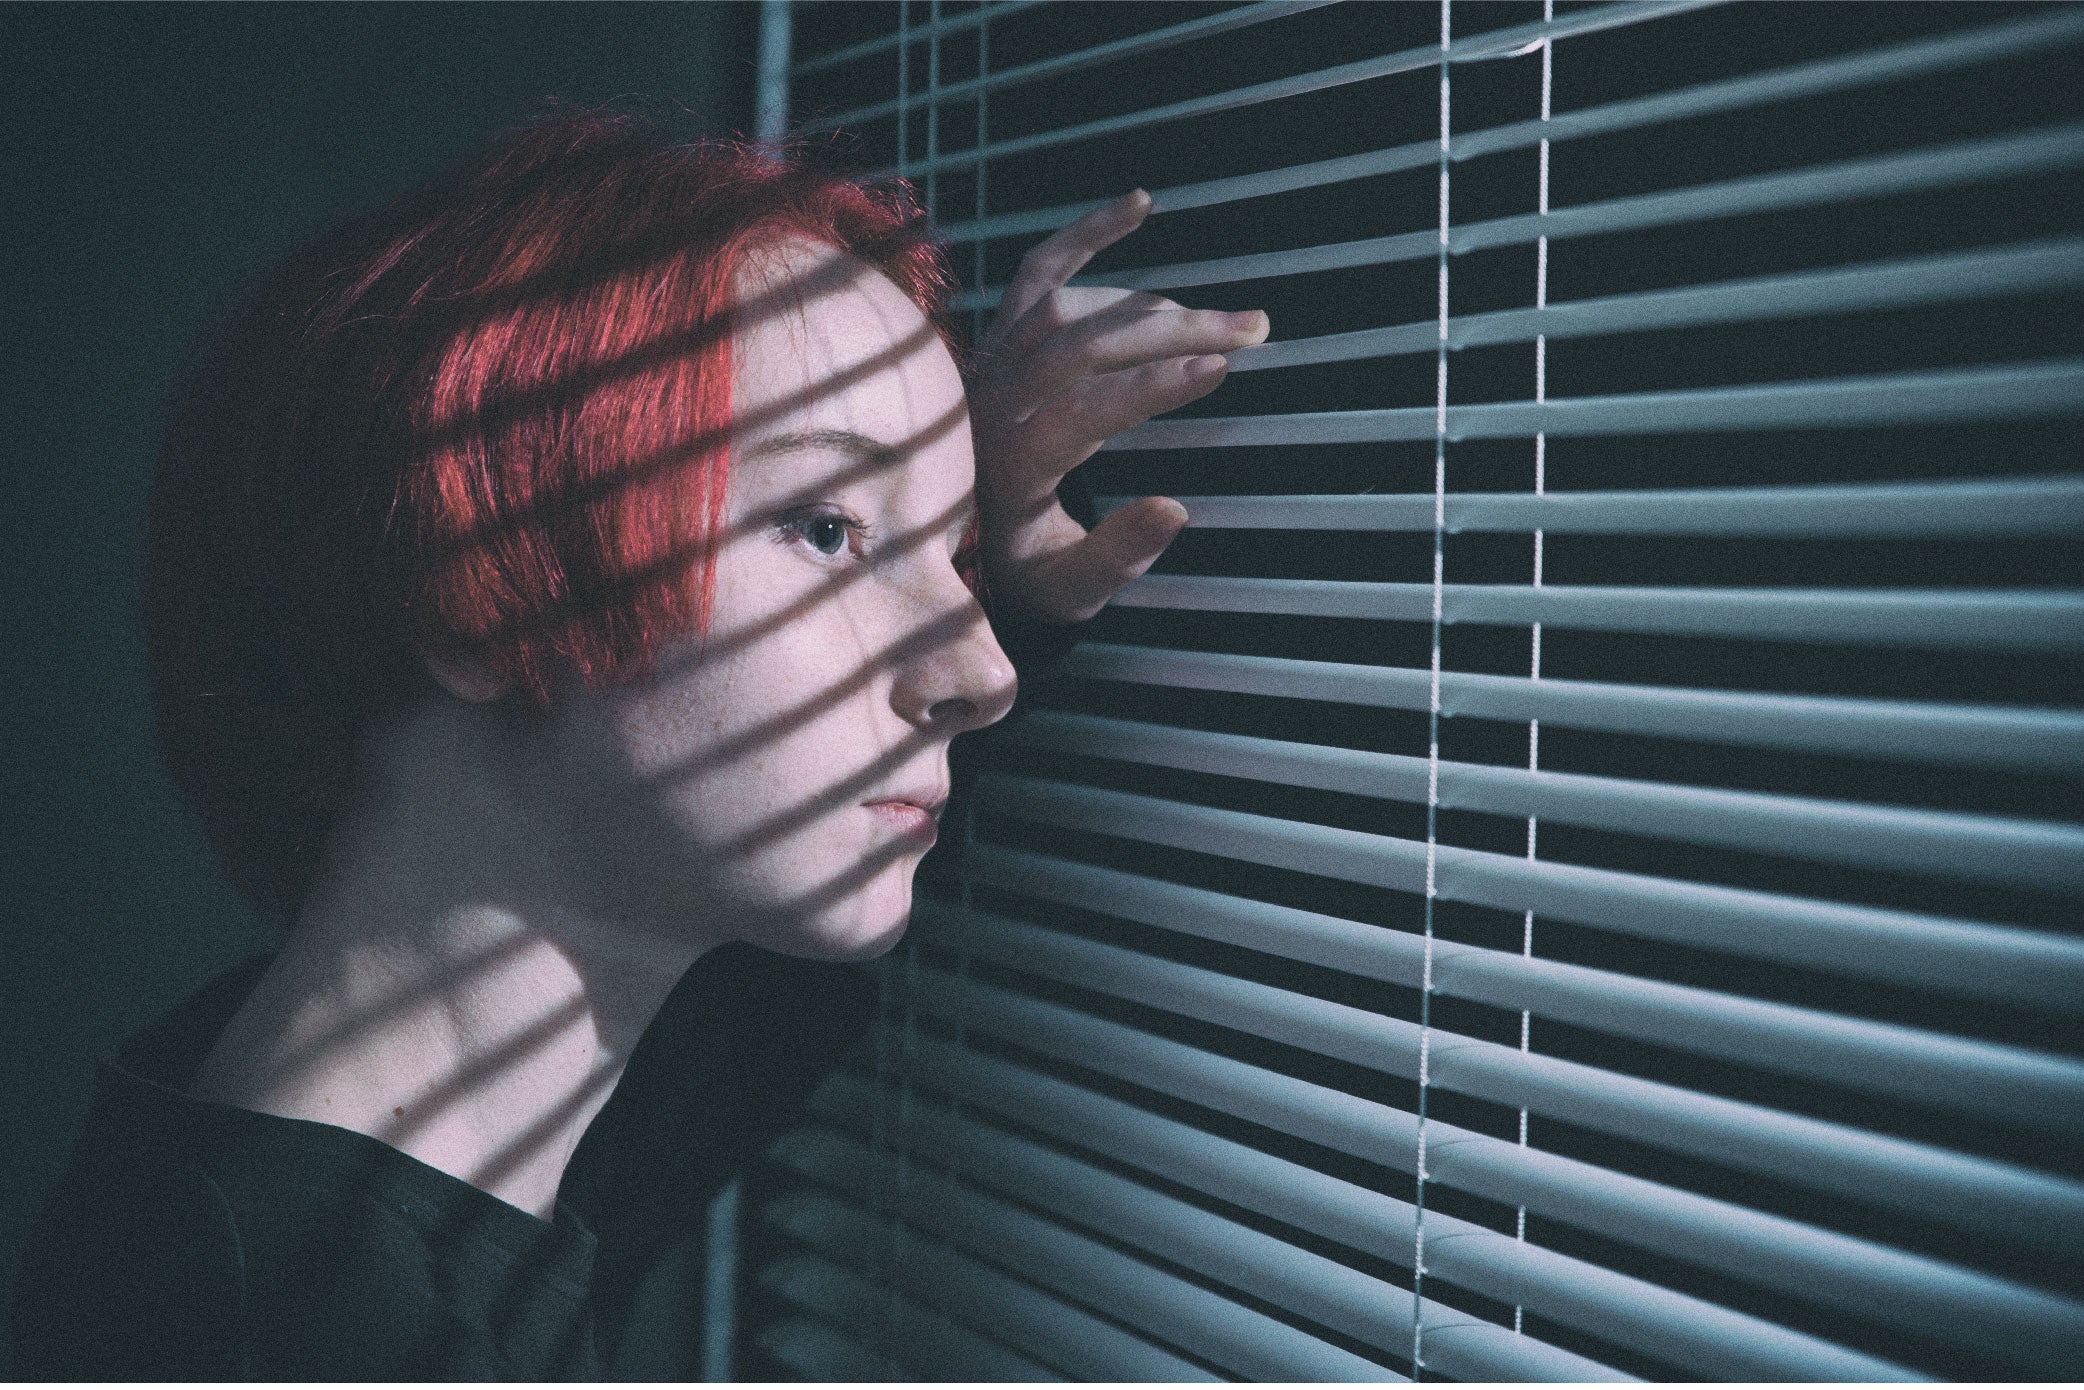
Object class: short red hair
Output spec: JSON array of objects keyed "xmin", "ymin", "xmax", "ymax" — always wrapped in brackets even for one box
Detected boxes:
[{"xmin": 144, "ymin": 109, "xmax": 956, "ymax": 922}]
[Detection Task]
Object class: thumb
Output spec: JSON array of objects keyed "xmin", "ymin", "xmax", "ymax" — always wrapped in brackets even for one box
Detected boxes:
[{"xmin": 1033, "ymin": 495, "xmax": 1189, "ymax": 622}]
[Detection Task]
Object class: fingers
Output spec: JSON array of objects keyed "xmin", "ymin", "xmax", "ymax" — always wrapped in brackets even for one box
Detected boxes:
[
  {"xmin": 987, "ymin": 190, "xmax": 1152, "ymax": 348},
  {"xmin": 993, "ymin": 285, "xmax": 1178, "ymax": 363},
  {"xmin": 1023, "ymin": 496, "xmax": 1189, "ymax": 623},
  {"xmin": 990, "ymin": 304, "xmax": 1269, "ymax": 424},
  {"xmin": 990, "ymin": 353, "xmax": 1235, "ymax": 501}
]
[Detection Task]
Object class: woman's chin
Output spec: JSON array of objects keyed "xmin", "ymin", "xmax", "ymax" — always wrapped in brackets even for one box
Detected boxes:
[{"xmin": 766, "ymin": 868, "xmax": 917, "ymax": 962}]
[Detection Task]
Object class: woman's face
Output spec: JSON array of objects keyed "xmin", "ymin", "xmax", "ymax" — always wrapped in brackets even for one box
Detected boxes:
[{"xmin": 540, "ymin": 241, "xmax": 1016, "ymax": 960}]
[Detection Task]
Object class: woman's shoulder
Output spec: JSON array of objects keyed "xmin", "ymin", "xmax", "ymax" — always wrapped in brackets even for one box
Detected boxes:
[
  {"xmin": 12, "ymin": 960, "xmax": 604, "ymax": 1379},
  {"xmin": 12, "ymin": 1085, "xmax": 248, "ymax": 1377}
]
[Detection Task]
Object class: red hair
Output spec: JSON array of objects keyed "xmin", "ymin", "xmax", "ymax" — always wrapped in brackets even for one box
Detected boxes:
[{"xmin": 144, "ymin": 109, "xmax": 956, "ymax": 922}]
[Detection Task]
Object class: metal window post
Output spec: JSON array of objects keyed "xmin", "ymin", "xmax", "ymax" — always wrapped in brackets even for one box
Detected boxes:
[{"xmin": 755, "ymin": 0, "xmax": 791, "ymax": 145}]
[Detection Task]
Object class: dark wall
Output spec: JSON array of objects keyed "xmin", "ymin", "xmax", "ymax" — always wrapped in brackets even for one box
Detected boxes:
[{"xmin": 0, "ymin": 4, "xmax": 752, "ymax": 1372}]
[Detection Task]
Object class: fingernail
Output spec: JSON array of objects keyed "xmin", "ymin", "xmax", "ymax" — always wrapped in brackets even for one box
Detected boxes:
[
  {"xmin": 1187, "ymin": 354, "xmax": 1228, "ymax": 379},
  {"xmin": 1230, "ymin": 310, "xmax": 1268, "ymax": 334}
]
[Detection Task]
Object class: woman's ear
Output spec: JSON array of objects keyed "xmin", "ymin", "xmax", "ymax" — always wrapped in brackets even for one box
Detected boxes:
[{"xmin": 421, "ymin": 647, "xmax": 511, "ymax": 704}]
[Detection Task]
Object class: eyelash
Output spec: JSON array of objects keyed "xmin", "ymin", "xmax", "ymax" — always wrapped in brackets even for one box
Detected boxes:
[{"xmin": 776, "ymin": 505, "xmax": 872, "ymax": 562}]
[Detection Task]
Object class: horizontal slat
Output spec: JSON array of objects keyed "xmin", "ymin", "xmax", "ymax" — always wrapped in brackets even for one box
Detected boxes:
[
  {"xmin": 1102, "ymin": 357, "xmax": 2084, "ymax": 450},
  {"xmin": 886, "ymin": 0, "xmax": 1712, "ymax": 180},
  {"xmin": 960, "ymin": 120, "xmax": 2084, "ymax": 310},
  {"xmin": 980, "ymin": 774, "xmax": 2084, "ymax": 1013},
  {"xmin": 760, "ymin": 1253, "xmax": 1058, "ymax": 1382},
  {"xmin": 758, "ymin": 1317, "xmax": 908, "ymax": 1382},
  {"xmin": 765, "ymin": 1188, "xmax": 1212, "ymax": 1381},
  {"xmin": 936, "ymin": 8, "xmax": 2084, "ymax": 244},
  {"xmin": 1011, "ymin": 711, "xmax": 2084, "ymax": 890},
  {"xmin": 912, "ymin": 969, "xmax": 2084, "ymax": 1375},
  {"xmin": 918, "ymin": 900, "xmax": 2084, "ymax": 1164},
  {"xmin": 1005, "ymin": 121, "xmax": 2084, "ymax": 307},
  {"xmin": 791, "ymin": 0, "xmax": 1050, "ymax": 75},
  {"xmin": 884, "ymin": 1034, "xmax": 1917, "ymax": 1381},
  {"xmin": 1225, "ymin": 238, "xmax": 2084, "ymax": 370},
  {"xmin": 1058, "ymin": 641, "xmax": 2084, "ymax": 776},
  {"xmin": 1109, "ymin": 572, "xmax": 2084, "ymax": 650},
  {"xmin": 921, "ymin": 896, "xmax": 2084, "ymax": 1242},
  {"xmin": 810, "ymin": 1074, "xmax": 1631, "ymax": 1383},
  {"xmin": 1099, "ymin": 475, "xmax": 2084, "ymax": 537},
  {"xmin": 772, "ymin": 1128, "xmax": 1400, "ymax": 1381},
  {"xmin": 950, "ymin": 850, "xmax": 2084, "ymax": 1251},
  {"xmin": 800, "ymin": 1, "xmax": 1335, "ymax": 131},
  {"xmin": 1482, "ymin": 128, "xmax": 2084, "ymax": 264},
  {"xmin": 1456, "ymin": 7, "xmax": 2084, "ymax": 167}
]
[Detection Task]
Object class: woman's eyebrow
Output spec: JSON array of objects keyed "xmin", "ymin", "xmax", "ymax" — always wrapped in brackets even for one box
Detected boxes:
[{"xmin": 739, "ymin": 427, "xmax": 901, "ymax": 469}]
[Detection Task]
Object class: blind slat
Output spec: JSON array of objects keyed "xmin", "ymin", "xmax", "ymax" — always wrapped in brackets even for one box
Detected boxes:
[
  {"xmin": 1102, "ymin": 357, "xmax": 2084, "ymax": 450},
  {"xmin": 766, "ymin": 1190, "xmax": 1214, "ymax": 1382},
  {"xmin": 773, "ymin": 1129, "xmax": 1402, "ymax": 1381},
  {"xmin": 1222, "ymin": 237, "xmax": 2084, "ymax": 370},
  {"xmin": 1101, "ymin": 475, "xmax": 2084, "ymax": 537},
  {"xmin": 952, "ymin": 849, "xmax": 2084, "ymax": 1250},
  {"xmin": 918, "ymin": 902, "xmax": 2084, "ymax": 1151},
  {"xmin": 1012, "ymin": 710, "xmax": 2084, "ymax": 890},
  {"xmin": 884, "ymin": 0, "xmax": 1713, "ymax": 180},
  {"xmin": 801, "ymin": 1, "xmax": 1336, "ymax": 131},
  {"xmin": 936, "ymin": 8, "xmax": 2084, "ymax": 244},
  {"xmin": 1059, "ymin": 642, "xmax": 2084, "ymax": 775},
  {"xmin": 982, "ymin": 774, "xmax": 2084, "ymax": 1010},
  {"xmin": 760, "ymin": 1254, "xmax": 1060, "ymax": 1382},
  {"xmin": 811, "ymin": 1075, "xmax": 1635, "ymax": 1383},
  {"xmin": 915, "ymin": 969, "xmax": 2084, "ymax": 1375},
  {"xmin": 956, "ymin": 120, "xmax": 2084, "ymax": 311},
  {"xmin": 783, "ymin": 4, "xmax": 2084, "ymax": 1379},
  {"xmin": 1109, "ymin": 573, "xmax": 2084, "ymax": 651},
  {"xmin": 899, "ymin": 1031, "xmax": 1921, "ymax": 1381}
]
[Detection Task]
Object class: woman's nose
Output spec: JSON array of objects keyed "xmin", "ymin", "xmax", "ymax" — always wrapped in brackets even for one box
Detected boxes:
[{"xmin": 894, "ymin": 589, "xmax": 1018, "ymax": 736}]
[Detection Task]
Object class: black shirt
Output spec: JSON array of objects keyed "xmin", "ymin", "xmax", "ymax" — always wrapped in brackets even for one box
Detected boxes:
[{"xmin": 11, "ymin": 944, "xmax": 877, "ymax": 1379}]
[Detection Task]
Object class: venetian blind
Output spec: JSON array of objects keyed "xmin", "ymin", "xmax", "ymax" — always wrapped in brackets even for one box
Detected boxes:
[{"xmin": 740, "ymin": 1, "xmax": 2084, "ymax": 1380}]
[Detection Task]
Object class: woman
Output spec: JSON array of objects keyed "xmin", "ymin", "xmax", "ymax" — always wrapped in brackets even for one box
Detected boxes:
[{"xmin": 11, "ymin": 110, "xmax": 1266, "ymax": 1377}]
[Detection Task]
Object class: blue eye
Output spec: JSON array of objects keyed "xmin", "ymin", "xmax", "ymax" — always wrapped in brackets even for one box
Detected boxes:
[
  {"xmin": 781, "ymin": 508, "xmax": 865, "ymax": 560},
  {"xmin": 802, "ymin": 514, "xmax": 849, "ymax": 556}
]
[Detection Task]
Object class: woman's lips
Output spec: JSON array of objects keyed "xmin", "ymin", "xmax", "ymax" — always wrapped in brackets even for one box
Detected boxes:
[{"xmin": 864, "ymin": 800, "xmax": 939, "ymax": 845}]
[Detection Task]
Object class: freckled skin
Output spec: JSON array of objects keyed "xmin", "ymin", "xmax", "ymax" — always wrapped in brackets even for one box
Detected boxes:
[{"xmin": 529, "ymin": 242, "xmax": 1015, "ymax": 961}]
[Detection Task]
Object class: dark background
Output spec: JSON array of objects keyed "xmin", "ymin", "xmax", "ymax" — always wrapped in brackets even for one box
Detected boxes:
[
  {"xmin": 6, "ymin": 1, "xmax": 2080, "ymax": 1380},
  {"xmin": 0, "ymin": 4, "xmax": 754, "ymax": 1372}
]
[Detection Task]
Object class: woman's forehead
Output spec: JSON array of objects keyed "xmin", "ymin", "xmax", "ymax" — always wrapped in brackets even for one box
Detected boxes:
[{"xmin": 731, "ymin": 239, "xmax": 962, "ymax": 440}]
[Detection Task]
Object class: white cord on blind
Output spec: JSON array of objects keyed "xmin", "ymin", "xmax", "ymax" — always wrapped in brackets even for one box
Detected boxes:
[
  {"xmin": 1517, "ymin": 0, "xmax": 1553, "ymax": 1337},
  {"xmin": 1411, "ymin": 2, "xmax": 1452, "ymax": 1373}
]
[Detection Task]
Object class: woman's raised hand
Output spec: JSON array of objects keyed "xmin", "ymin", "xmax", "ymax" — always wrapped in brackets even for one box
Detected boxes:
[{"xmin": 969, "ymin": 190, "xmax": 1269, "ymax": 623}]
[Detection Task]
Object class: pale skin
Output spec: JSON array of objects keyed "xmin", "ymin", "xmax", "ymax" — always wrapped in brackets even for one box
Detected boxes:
[{"xmin": 186, "ymin": 191, "xmax": 1268, "ymax": 1221}]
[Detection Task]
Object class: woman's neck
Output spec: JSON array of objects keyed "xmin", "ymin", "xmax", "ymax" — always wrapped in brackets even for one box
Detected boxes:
[{"xmin": 186, "ymin": 696, "xmax": 717, "ymax": 1222}]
